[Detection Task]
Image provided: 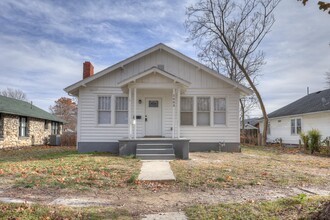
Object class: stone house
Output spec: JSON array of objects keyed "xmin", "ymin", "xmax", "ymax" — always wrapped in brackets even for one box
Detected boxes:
[{"xmin": 0, "ymin": 95, "xmax": 64, "ymax": 148}]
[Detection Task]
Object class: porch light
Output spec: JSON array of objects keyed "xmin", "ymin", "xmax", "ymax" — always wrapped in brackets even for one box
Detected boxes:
[{"xmin": 138, "ymin": 99, "xmax": 142, "ymax": 104}]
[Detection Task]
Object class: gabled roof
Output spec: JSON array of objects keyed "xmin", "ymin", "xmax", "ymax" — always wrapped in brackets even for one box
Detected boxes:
[
  {"xmin": 64, "ymin": 43, "xmax": 252, "ymax": 96},
  {"xmin": 0, "ymin": 95, "xmax": 64, "ymax": 123},
  {"xmin": 268, "ymin": 89, "xmax": 330, "ymax": 118},
  {"xmin": 117, "ymin": 66, "xmax": 191, "ymax": 87}
]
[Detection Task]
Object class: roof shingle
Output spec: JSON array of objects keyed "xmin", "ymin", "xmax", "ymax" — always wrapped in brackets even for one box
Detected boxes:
[
  {"xmin": 0, "ymin": 95, "xmax": 64, "ymax": 122},
  {"xmin": 268, "ymin": 89, "xmax": 330, "ymax": 118}
]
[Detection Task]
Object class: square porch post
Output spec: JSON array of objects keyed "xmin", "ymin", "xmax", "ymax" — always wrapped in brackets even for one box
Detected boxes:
[
  {"xmin": 128, "ymin": 87, "xmax": 132, "ymax": 139},
  {"xmin": 172, "ymin": 88, "xmax": 175, "ymax": 138},
  {"xmin": 134, "ymin": 87, "xmax": 137, "ymax": 139},
  {"xmin": 177, "ymin": 88, "xmax": 181, "ymax": 138}
]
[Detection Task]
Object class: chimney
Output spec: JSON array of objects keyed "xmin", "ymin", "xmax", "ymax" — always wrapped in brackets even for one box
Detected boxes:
[
  {"xmin": 307, "ymin": 86, "xmax": 309, "ymax": 95},
  {"xmin": 83, "ymin": 61, "xmax": 94, "ymax": 79}
]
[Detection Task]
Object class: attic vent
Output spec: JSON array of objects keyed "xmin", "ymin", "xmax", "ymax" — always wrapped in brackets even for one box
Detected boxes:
[{"xmin": 157, "ymin": 64, "xmax": 164, "ymax": 70}]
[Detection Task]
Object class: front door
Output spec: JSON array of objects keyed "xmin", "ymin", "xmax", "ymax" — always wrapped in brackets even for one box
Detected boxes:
[{"xmin": 145, "ymin": 98, "xmax": 162, "ymax": 136}]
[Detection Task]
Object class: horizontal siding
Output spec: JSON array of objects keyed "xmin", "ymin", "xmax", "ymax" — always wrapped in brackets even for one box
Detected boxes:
[
  {"xmin": 181, "ymin": 90, "xmax": 240, "ymax": 142},
  {"xmin": 263, "ymin": 112, "xmax": 330, "ymax": 144},
  {"xmin": 87, "ymin": 50, "xmax": 233, "ymax": 90}
]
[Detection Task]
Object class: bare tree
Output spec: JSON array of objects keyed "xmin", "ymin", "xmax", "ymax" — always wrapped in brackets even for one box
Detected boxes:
[
  {"xmin": 196, "ymin": 35, "xmax": 263, "ymax": 133},
  {"xmin": 0, "ymin": 88, "xmax": 28, "ymax": 101},
  {"xmin": 49, "ymin": 97, "xmax": 77, "ymax": 131},
  {"xmin": 186, "ymin": 0, "xmax": 281, "ymax": 145}
]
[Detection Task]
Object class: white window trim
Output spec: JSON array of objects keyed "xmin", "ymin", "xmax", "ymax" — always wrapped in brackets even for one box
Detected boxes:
[
  {"xmin": 212, "ymin": 96, "xmax": 227, "ymax": 127},
  {"xmin": 180, "ymin": 96, "xmax": 194, "ymax": 127},
  {"xmin": 290, "ymin": 117, "xmax": 302, "ymax": 136},
  {"xmin": 96, "ymin": 95, "xmax": 113, "ymax": 127},
  {"xmin": 114, "ymin": 95, "xmax": 129, "ymax": 125},
  {"xmin": 196, "ymin": 96, "xmax": 211, "ymax": 127}
]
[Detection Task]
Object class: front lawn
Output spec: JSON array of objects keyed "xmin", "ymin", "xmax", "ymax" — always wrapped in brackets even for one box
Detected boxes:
[
  {"xmin": 0, "ymin": 202, "xmax": 132, "ymax": 220},
  {"xmin": 0, "ymin": 146, "xmax": 141, "ymax": 190},
  {"xmin": 185, "ymin": 195, "xmax": 330, "ymax": 220},
  {"xmin": 171, "ymin": 145, "xmax": 330, "ymax": 189}
]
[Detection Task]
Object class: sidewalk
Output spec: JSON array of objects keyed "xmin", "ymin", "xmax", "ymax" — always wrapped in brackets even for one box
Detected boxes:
[{"xmin": 138, "ymin": 161, "xmax": 176, "ymax": 181}]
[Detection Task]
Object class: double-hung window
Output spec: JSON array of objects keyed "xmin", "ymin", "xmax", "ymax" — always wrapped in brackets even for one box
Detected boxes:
[
  {"xmin": 291, "ymin": 118, "xmax": 301, "ymax": 135},
  {"xmin": 19, "ymin": 117, "xmax": 28, "ymax": 137},
  {"xmin": 197, "ymin": 97, "xmax": 210, "ymax": 126},
  {"xmin": 98, "ymin": 96, "xmax": 111, "ymax": 124},
  {"xmin": 51, "ymin": 122, "xmax": 60, "ymax": 135},
  {"xmin": 214, "ymin": 98, "xmax": 226, "ymax": 125},
  {"xmin": 0, "ymin": 113, "xmax": 3, "ymax": 138},
  {"xmin": 180, "ymin": 97, "xmax": 193, "ymax": 125},
  {"xmin": 115, "ymin": 97, "xmax": 128, "ymax": 124}
]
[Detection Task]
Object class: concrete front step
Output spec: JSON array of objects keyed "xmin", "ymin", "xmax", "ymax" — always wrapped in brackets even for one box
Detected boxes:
[
  {"xmin": 136, "ymin": 154, "xmax": 175, "ymax": 160},
  {"xmin": 136, "ymin": 143, "xmax": 173, "ymax": 149},
  {"xmin": 136, "ymin": 148, "xmax": 174, "ymax": 155}
]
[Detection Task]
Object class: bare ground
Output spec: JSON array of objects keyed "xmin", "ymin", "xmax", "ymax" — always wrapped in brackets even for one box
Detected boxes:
[{"xmin": 0, "ymin": 146, "xmax": 329, "ymax": 217}]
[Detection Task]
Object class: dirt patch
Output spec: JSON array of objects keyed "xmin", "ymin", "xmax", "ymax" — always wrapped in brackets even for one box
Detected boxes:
[{"xmin": 1, "ymin": 185, "xmax": 330, "ymax": 215}]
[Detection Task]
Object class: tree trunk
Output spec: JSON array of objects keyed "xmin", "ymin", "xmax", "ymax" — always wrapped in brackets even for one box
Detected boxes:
[{"xmin": 228, "ymin": 52, "xmax": 268, "ymax": 146}]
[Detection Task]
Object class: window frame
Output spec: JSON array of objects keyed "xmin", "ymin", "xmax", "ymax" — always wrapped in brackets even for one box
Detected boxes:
[
  {"xmin": 51, "ymin": 121, "xmax": 60, "ymax": 135},
  {"xmin": 19, "ymin": 116, "xmax": 29, "ymax": 137},
  {"xmin": 97, "ymin": 96, "xmax": 112, "ymax": 125},
  {"xmin": 213, "ymin": 97, "xmax": 227, "ymax": 126},
  {"xmin": 180, "ymin": 96, "xmax": 194, "ymax": 126},
  {"xmin": 291, "ymin": 118, "xmax": 302, "ymax": 135},
  {"xmin": 197, "ymin": 97, "xmax": 211, "ymax": 126},
  {"xmin": 115, "ymin": 96, "xmax": 129, "ymax": 125}
]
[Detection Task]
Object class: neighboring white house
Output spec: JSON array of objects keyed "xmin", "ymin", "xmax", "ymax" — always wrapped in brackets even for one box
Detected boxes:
[
  {"xmin": 260, "ymin": 89, "xmax": 330, "ymax": 145},
  {"xmin": 64, "ymin": 43, "xmax": 252, "ymax": 158}
]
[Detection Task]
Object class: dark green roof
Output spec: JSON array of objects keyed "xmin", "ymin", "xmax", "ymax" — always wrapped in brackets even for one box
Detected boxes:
[{"xmin": 0, "ymin": 95, "xmax": 64, "ymax": 123}]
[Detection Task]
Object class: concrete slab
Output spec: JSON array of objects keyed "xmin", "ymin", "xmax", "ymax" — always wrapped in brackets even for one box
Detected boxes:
[
  {"xmin": 142, "ymin": 212, "xmax": 187, "ymax": 220},
  {"xmin": 0, "ymin": 197, "xmax": 33, "ymax": 204},
  {"xmin": 138, "ymin": 161, "xmax": 176, "ymax": 181},
  {"xmin": 49, "ymin": 197, "xmax": 111, "ymax": 207}
]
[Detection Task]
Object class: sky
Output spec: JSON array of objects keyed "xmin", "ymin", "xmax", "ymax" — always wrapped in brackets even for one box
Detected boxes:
[{"xmin": 0, "ymin": 0, "xmax": 329, "ymax": 117}]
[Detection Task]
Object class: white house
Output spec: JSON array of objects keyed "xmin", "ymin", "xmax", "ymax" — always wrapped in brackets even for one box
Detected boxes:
[
  {"xmin": 64, "ymin": 43, "xmax": 252, "ymax": 159},
  {"xmin": 260, "ymin": 89, "xmax": 330, "ymax": 145}
]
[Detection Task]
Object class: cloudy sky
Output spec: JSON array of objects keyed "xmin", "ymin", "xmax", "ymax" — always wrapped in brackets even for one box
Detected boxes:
[{"xmin": 0, "ymin": 0, "xmax": 329, "ymax": 117}]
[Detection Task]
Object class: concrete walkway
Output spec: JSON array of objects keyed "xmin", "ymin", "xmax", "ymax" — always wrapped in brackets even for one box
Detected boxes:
[{"xmin": 138, "ymin": 161, "xmax": 176, "ymax": 181}]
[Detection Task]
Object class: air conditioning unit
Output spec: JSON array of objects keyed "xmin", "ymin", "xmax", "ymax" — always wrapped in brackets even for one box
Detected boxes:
[{"xmin": 50, "ymin": 135, "xmax": 61, "ymax": 146}]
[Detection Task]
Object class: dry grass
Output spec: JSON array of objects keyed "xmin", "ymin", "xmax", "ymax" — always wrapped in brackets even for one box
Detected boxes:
[
  {"xmin": 185, "ymin": 195, "xmax": 330, "ymax": 220},
  {"xmin": 0, "ymin": 146, "xmax": 141, "ymax": 190},
  {"xmin": 171, "ymin": 146, "xmax": 330, "ymax": 189}
]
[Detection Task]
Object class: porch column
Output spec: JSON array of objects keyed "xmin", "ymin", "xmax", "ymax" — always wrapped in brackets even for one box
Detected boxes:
[
  {"xmin": 177, "ymin": 88, "xmax": 181, "ymax": 138},
  {"xmin": 172, "ymin": 88, "xmax": 175, "ymax": 138},
  {"xmin": 134, "ymin": 88, "xmax": 137, "ymax": 139},
  {"xmin": 128, "ymin": 87, "xmax": 132, "ymax": 139}
]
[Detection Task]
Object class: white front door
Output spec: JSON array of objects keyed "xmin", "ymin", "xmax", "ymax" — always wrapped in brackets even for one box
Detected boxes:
[{"xmin": 145, "ymin": 98, "xmax": 162, "ymax": 136}]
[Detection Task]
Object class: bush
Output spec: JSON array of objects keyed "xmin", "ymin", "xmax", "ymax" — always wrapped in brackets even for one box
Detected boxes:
[
  {"xmin": 299, "ymin": 132, "xmax": 309, "ymax": 150},
  {"xmin": 60, "ymin": 132, "xmax": 77, "ymax": 146},
  {"xmin": 308, "ymin": 129, "xmax": 321, "ymax": 154}
]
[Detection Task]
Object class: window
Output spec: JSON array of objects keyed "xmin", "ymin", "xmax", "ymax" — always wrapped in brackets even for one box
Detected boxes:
[
  {"xmin": 214, "ymin": 98, "xmax": 226, "ymax": 125},
  {"xmin": 197, "ymin": 97, "xmax": 210, "ymax": 126},
  {"xmin": 148, "ymin": 100, "xmax": 159, "ymax": 108},
  {"xmin": 51, "ymin": 122, "xmax": 60, "ymax": 135},
  {"xmin": 98, "ymin": 96, "xmax": 111, "ymax": 124},
  {"xmin": 19, "ymin": 117, "xmax": 29, "ymax": 137},
  {"xmin": 181, "ymin": 97, "xmax": 193, "ymax": 125},
  {"xmin": 44, "ymin": 121, "xmax": 49, "ymax": 130},
  {"xmin": 291, "ymin": 118, "xmax": 301, "ymax": 135},
  {"xmin": 0, "ymin": 114, "xmax": 3, "ymax": 138},
  {"xmin": 116, "ymin": 97, "xmax": 128, "ymax": 124}
]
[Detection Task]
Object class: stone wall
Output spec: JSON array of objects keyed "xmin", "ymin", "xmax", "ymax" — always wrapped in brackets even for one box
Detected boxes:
[{"xmin": 0, "ymin": 113, "xmax": 61, "ymax": 149}]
